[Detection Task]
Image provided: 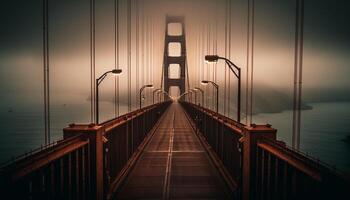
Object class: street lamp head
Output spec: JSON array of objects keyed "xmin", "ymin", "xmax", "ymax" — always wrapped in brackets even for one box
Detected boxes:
[
  {"xmin": 205, "ymin": 55, "xmax": 219, "ymax": 63},
  {"xmin": 111, "ymin": 69, "xmax": 123, "ymax": 75},
  {"xmin": 201, "ymin": 80, "xmax": 209, "ymax": 85}
]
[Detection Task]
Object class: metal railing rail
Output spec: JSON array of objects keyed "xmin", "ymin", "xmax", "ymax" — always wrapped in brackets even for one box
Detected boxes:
[
  {"xmin": 254, "ymin": 138, "xmax": 349, "ymax": 200},
  {"xmin": 0, "ymin": 137, "xmax": 66, "ymax": 168},
  {"xmin": 102, "ymin": 101, "xmax": 171, "ymax": 198},
  {"xmin": 179, "ymin": 100, "xmax": 245, "ymax": 197},
  {"xmin": 0, "ymin": 134, "xmax": 91, "ymax": 199},
  {"xmin": 0, "ymin": 101, "xmax": 172, "ymax": 200},
  {"xmin": 179, "ymin": 100, "xmax": 350, "ymax": 200}
]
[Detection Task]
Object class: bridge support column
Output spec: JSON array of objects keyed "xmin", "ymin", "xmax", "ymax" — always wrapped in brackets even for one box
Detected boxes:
[
  {"xmin": 64, "ymin": 124, "xmax": 105, "ymax": 200},
  {"xmin": 241, "ymin": 124, "xmax": 276, "ymax": 200}
]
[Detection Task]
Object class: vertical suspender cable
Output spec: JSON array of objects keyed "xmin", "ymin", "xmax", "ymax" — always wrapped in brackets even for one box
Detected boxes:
[
  {"xmin": 207, "ymin": 24, "xmax": 210, "ymax": 108},
  {"xmin": 292, "ymin": 0, "xmax": 304, "ymax": 149},
  {"xmin": 245, "ymin": 0, "xmax": 250, "ymax": 124},
  {"xmin": 213, "ymin": 17, "xmax": 218, "ymax": 83},
  {"xmin": 292, "ymin": 0, "xmax": 299, "ymax": 148},
  {"xmin": 160, "ymin": 16, "xmax": 164, "ymax": 90},
  {"xmin": 196, "ymin": 31, "xmax": 199, "ymax": 88},
  {"xmin": 150, "ymin": 19, "xmax": 153, "ymax": 101},
  {"xmin": 198, "ymin": 26, "xmax": 201, "ymax": 89},
  {"xmin": 228, "ymin": 0, "xmax": 232, "ymax": 118},
  {"xmin": 46, "ymin": 0, "xmax": 50, "ymax": 144},
  {"xmin": 114, "ymin": 0, "xmax": 116, "ymax": 116},
  {"xmin": 114, "ymin": 0, "xmax": 119, "ymax": 117},
  {"xmin": 196, "ymin": 25, "xmax": 199, "ymax": 91},
  {"xmin": 297, "ymin": 0, "xmax": 304, "ymax": 149},
  {"xmin": 43, "ymin": 0, "xmax": 50, "ymax": 144},
  {"xmin": 90, "ymin": 0, "xmax": 96, "ymax": 123},
  {"xmin": 141, "ymin": 2, "xmax": 145, "ymax": 95},
  {"xmin": 214, "ymin": 10, "xmax": 218, "ymax": 100},
  {"xmin": 151, "ymin": 20, "xmax": 154, "ymax": 88},
  {"xmin": 196, "ymin": 27, "xmax": 199, "ymax": 87},
  {"xmin": 146, "ymin": 18, "xmax": 150, "ymax": 103},
  {"xmin": 213, "ymin": 5, "xmax": 217, "ymax": 111},
  {"xmin": 249, "ymin": 0, "xmax": 255, "ymax": 124},
  {"xmin": 185, "ymin": 21, "xmax": 190, "ymax": 92},
  {"xmin": 145, "ymin": 18, "xmax": 147, "ymax": 100},
  {"xmin": 186, "ymin": 41, "xmax": 190, "ymax": 92},
  {"xmin": 149, "ymin": 19, "xmax": 152, "ymax": 88},
  {"xmin": 202, "ymin": 25, "xmax": 205, "ymax": 107},
  {"xmin": 145, "ymin": 17, "xmax": 149, "ymax": 103},
  {"xmin": 43, "ymin": 0, "xmax": 47, "ymax": 144},
  {"xmin": 197, "ymin": 28, "xmax": 200, "ymax": 88},
  {"xmin": 127, "ymin": 0, "xmax": 132, "ymax": 111},
  {"xmin": 246, "ymin": 0, "xmax": 255, "ymax": 125},
  {"xmin": 149, "ymin": 19, "xmax": 152, "ymax": 101},
  {"xmin": 224, "ymin": 0, "xmax": 228, "ymax": 116},
  {"xmin": 117, "ymin": 0, "xmax": 120, "ymax": 116},
  {"xmin": 136, "ymin": 0, "xmax": 139, "ymax": 107}
]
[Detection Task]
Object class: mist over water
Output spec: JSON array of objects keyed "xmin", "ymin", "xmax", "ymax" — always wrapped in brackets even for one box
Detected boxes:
[{"xmin": 254, "ymin": 102, "xmax": 350, "ymax": 172}]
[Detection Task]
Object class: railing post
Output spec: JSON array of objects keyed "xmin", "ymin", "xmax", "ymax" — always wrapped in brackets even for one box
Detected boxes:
[
  {"xmin": 64, "ymin": 124, "xmax": 105, "ymax": 200},
  {"xmin": 241, "ymin": 124, "xmax": 276, "ymax": 200}
]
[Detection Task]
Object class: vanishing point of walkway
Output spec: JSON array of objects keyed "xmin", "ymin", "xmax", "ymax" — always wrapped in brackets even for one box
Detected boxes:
[{"xmin": 115, "ymin": 102, "xmax": 232, "ymax": 199}]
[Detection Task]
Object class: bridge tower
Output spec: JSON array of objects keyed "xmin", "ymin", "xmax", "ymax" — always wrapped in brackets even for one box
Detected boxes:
[{"xmin": 163, "ymin": 16, "xmax": 187, "ymax": 96}]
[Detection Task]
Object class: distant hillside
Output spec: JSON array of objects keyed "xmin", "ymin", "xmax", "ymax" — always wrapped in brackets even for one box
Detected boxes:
[
  {"xmin": 90, "ymin": 84, "xmax": 349, "ymax": 115},
  {"xmin": 230, "ymin": 85, "xmax": 349, "ymax": 114},
  {"xmin": 252, "ymin": 86, "xmax": 312, "ymax": 114},
  {"xmin": 225, "ymin": 84, "xmax": 312, "ymax": 115},
  {"xmin": 303, "ymin": 88, "xmax": 350, "ymax": 103}
]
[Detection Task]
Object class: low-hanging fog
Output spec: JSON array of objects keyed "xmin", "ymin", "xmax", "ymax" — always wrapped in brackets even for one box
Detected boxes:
[{"xmin": 1, "ymin": 0, "xmax": 349, "ymax": 118}]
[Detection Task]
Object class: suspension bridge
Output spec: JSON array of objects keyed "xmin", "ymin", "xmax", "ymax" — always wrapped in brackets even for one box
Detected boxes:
[{"xmin": 0, "ymin": 0, "xmax": 349, "ymax": 199}]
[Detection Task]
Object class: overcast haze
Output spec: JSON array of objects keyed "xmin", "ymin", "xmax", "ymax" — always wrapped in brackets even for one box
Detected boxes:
[{"xmin": 0, "ymin": 0, "xmax": 349, "ymax": 109}]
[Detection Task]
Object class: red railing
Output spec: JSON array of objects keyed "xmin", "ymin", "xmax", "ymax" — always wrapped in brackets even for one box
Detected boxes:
[
  {"xmin": 0, "ymin": 101, "xmax": 171, "ymax": 200},
  {"xmin": 179, "ymin": 101, "xmax": 350, "ymax": 200},
  {"xmin": 254, "ymin": 138, "xmax": 349, "ymax": 200},
  {"xmin": 180, "ymin": 101, "xmax": 243, "ymax": 189},
  {"xmin": 101, "ymin": 101, "xmax": 171, "ymax": 198},
  {"xmin": 0, "ymin": 134, "xmax": 91, "ymax": 199}
]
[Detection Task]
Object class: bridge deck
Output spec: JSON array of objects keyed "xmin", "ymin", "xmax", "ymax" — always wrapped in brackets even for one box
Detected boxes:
[{"xmin": 114, "ymin": 102, "xmax": 232, "ymax": 199}]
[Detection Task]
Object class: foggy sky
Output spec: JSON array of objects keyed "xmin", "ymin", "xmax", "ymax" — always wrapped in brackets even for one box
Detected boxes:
[{"xmin": 0, "ymin": 0, "xmax": 350, "ymax": 107}]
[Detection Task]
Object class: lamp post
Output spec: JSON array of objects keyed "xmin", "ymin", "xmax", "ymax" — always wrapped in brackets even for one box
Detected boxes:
[
  {"xmin": 188, "ymin": 90, "xmax": 194, "ymax": 103},
  {"xmin": 194, "ymin": 87, "xmax": 204, "ymax": 106},
  {"xmin": 189, "ymin": 89, "xmax": 197, "ymax": 105},
  {"xmin": 179, "ymin": 92, "xmax": 188, "ymax": 102},
  {"xmin": 205, "ymin": 55, "xmax": 241, "ymax": 122},
  {"xmin": 162, "ymin": 91, "xmax": 170, "ymax": 101},
  {"xmin": 153, "ymin": 88, "xmax": 161, "ymax": 104},
  {"xmin": 157, "ymin": 90, "xmax": 169, "ymax": 103},
  {"xmin": 184, "ymin": 92, "xmax": 190, "ymax": 102},
  {"xmin": 201, "ymin": 80, "xmax": 219, "ymax": 113},
  {"xmin": 96, "ymin": 69, "xmax": 123, "ymax": 124},
  {"xmin": 140, "ymin": 84, "xmax": 153, "ymax": 109},
  {"xmin": 156, "ymin": 90, "xmax": 162, "ymax": 102}
]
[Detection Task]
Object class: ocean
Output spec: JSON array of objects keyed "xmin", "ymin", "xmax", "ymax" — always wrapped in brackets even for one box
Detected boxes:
[
  {"xmin": 254, "ymin": 102, "xmax": 350, "ymax": 173},
  {"xmin": 0, "ymin": 101, "xmax": 349, "ymax": 173}
]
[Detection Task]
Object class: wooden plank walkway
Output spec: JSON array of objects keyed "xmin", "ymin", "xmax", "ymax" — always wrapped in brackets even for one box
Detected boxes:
[{"xmin": 114, "ymin": 102, "xmax": 232, "ymax": 199}]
